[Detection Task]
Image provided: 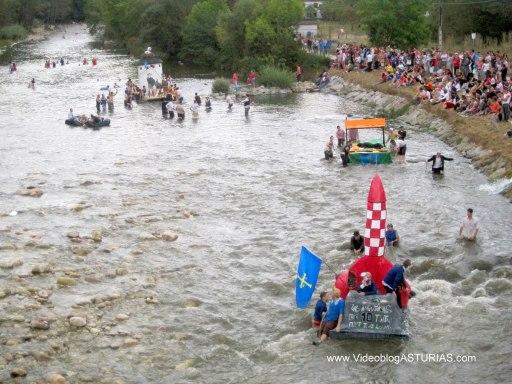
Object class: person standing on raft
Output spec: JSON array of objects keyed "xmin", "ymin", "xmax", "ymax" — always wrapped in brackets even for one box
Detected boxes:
[
  {"xmin": 427, "ymin": 152, "xmax": 454, "ymax": 174},
  {"xmin": 382, "ymin": 259, "xmax": 411, "ymax": 308}
]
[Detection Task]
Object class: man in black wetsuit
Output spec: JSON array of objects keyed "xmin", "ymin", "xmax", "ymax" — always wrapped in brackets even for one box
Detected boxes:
[
  {"xmin": 427, "ymin": 152, "xmax": 454, "ymax": 174},
  {"xmin": 350, "ymin": 231, "xmax": 364, "ymax": 255}
]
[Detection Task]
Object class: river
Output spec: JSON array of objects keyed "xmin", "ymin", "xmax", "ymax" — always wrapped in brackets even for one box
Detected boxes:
[{"xmin": 0, "ymin": 24, "xmax": 511, "ymax": 384}]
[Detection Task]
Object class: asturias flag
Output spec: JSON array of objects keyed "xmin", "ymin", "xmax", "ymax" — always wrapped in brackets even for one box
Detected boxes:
[{"xmin": 295, "ymin": 246, "xmax": 322, "ymax": 309}]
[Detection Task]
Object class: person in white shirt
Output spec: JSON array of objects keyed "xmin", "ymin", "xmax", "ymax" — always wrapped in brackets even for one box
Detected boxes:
[
  {"xmin": 68, "ymin": 108, "xmax": 74, "ymax": 119},
  {"xmin": 395, "ymin": 138, "xmax": 407, "ymax": 164},
  {"xmin": 459, "ymin": 208, "xmax": 479, "ymax": 241},
  {"xmin": 190, "ymin": 102, "xmax": 199, "ymax": 119},
  {"xmin": 226, "ymin": 95, "xmax": 233, "ymax": 111},
  {"xmin": 166, "ymin": 101, "xmax": 175, "ymax": 119}
]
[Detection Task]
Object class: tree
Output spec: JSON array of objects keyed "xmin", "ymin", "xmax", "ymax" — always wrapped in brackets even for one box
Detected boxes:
[
  {"xmin": 321, "ymin": 0, "xmax": 359, "ymax": 28},
  {"xmin": 180, "ymin": 0, "xmax": 229, "ymax": 65},
  {"xmin": 357, "ymin": 0, "xmax": 429, "ymax": 49}
]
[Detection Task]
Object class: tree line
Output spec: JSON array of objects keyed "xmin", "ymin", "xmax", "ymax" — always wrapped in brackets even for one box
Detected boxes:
[
  {"xmin": 0, "ymin": 0, "xmax": 84, "ymax": 40},
  {"xmin": 84, "ymin": 0, "xmax": 328, "ymax": 72},
  {"xmin": 321, "ymin": 0, "xmax": 512, "ymax": 49}
]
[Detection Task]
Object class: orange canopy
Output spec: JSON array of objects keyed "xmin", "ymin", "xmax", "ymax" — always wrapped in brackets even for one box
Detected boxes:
[{"xmin": 344, "ymin": 118, "xmax": 386, "ymax": 129}]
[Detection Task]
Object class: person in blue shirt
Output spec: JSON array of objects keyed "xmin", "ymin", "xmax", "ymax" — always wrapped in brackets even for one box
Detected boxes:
[
  {"xmin": 385, "ymin": 223, "xmax": 400, "ymax": 247},
  {"xmin": 313, "ymin": 287, "xmax": 345, "ymax": 345},
  {"xmin": 312, "ymin": 291, "xmax": 328, "ymax": 327},
  {"xmin": 357, "ymin": 272, "xmax": 377, "ymax": 296},
  {"xmin": 382, "ymin": 259, "xmax": 411, "ymax": 308}
]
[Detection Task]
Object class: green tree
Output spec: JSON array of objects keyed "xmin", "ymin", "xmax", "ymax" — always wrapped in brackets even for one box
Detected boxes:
[
  {"xmin": 321, "ymin": 0, "xmax": 359, "ymax": 28},
  {"xmin": 357, "ymin": 0, "xmax": 429, "ymax": 49},
  {"xmin": 180, "ymin": 0, "xmax": 229, "ymax": 65}
]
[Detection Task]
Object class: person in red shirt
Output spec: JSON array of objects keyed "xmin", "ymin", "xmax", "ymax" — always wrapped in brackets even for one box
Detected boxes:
[{"xmin": 452, "ymin": 54, "xmax": 461, "ymax": 73}]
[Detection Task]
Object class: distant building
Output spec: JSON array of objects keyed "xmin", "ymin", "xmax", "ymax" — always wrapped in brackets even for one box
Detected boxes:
[
  {"xmin": 304, "ymin": 1, "xmax": 323, "ymax": 7},
  {"xmin": 296, "ymin": 21, "xmax": 319, "ymax": 38}
]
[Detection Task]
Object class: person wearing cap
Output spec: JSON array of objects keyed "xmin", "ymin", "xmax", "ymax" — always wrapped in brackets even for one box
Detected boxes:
[
  {"xmin": 350, "ymin": 230, "xmax": 364, "ymax": 255},
  {"xmin": 459, "ymin": 208, "xmax": 479, "ymax": 241},
  {"xmin": 427, "ymin": 152, "xmax": 454, "ymax": 174},
  {"xmin": 357, "ymin": 272, "xmax": 377, "ymax": 296},
  {"xmin": 382, "ymin": 259, "xmax": 411, "ymax": 308}
]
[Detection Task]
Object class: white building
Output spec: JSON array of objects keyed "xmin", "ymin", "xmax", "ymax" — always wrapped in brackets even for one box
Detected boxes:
[
  {"xmin": 296, "ymin": 21, "xmax": 319, "ymax": 38},
  {"xmin": 137, "ymin": 48, "xmax": 163, "ymax": 90},
  {"xmin": 304, "ymin": 1, "xmax": 323, "ymax": 7}
]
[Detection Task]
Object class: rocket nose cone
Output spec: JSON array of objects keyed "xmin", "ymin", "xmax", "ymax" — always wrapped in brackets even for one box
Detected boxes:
[{"xmin": 367, "ymin": 174, "xmax": 386, "ymax": 203}]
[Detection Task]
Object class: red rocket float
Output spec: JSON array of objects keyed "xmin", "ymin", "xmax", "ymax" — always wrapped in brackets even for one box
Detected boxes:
[{"xmin": 335, "ymin": 174, "xmax": 411, "ymax": 307}]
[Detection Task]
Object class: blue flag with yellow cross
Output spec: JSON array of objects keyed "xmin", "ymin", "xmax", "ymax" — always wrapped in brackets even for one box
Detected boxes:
[{"xmin": 295, "ymin": 246, "xmax": 322, "ymax": 309}]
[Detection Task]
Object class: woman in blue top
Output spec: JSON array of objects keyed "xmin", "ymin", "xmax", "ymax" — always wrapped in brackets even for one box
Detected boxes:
[{"xmin": 313, "ymin": 287, "xmax": 345, "ymax": 345}]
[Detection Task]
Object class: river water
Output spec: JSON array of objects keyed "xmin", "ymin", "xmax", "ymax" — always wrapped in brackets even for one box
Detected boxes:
[{"xmin": 0, "ymin": 25, "xmax": 511, "ymax": 384}]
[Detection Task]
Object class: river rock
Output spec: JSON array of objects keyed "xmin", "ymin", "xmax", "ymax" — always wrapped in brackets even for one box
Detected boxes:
[
  {"xmin": 115, "ymin": 313, "xmax": 130, "ymax": 321},
  {"xmin": 0, "ymin": 258, "xmax": 23, "ymax": 269},
  {"xmin": 5, "ymin": 338, "xmax": 18, "ymax": 346},
  {"xmin": 30, "ymin": 318, "xmax": 50, "ymax": 330},
  {"xmin": 70, "ymin": 243, "xmax": 95, "ymax": 256},
  {"xmin": 47, "ymin": 373, "xmax": 67, "ymax": 384},
  {"xmin": 123, "ymin": 337, "xmax": 138, "ymax": 347},
  {"xmin": 69, "ymin": 316, "xmax": 87, "ymax": 327},
  {"xmin": 90, "ymin": 229, "xmax": 103, "ymax": 242},
  {"xmin": 138, "ymin": 232, "xmax": 158, "ymax": 241},
  {"xmin": 57, "ymin": 276, "xmax": 76, "ymax": 286},
  {"xmin": 31, "ymin": 263, "xmax": 52, "ymax": 275},
  {"xmin": 10, "ymin": 367, "xmax": 27, "ymax": 378},
  {"xmin": 160, "ymin": 231, "xmax": 178, "ymax": 242},
  {"xmin": 38, "ymin": 289, "xmax": 53, "ymax": 299},
  {"xmin": 292, "ymin": 81, "xmax": 318, "ymax": 93},
  {"xmin": 145, "ymin": 296, "xmax": 158, "ymax": 304},
  {"xmin": 66, "ymin": 231, "xmax": 80, "ymax": 239},
  {"xmin": 183, "ymin": 298, "xmax": 202, "ymax": 308},
  {"xmin": 16, "ymin": 186, "xmax": 43, "ymax": 197}
]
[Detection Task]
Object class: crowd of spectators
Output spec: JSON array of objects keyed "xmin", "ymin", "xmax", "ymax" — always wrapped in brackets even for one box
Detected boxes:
[{"xmin": 332, "ymin": 45, "xmax": 511, "ymax": 125}]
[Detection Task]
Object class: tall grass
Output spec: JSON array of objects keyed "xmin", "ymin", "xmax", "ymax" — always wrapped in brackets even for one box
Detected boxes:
[
  {"xmin": 440, "ymin": 32, "xmax": 512, "ymax": 57},
  {"xmin": 0, "ymin": 24, "xmax": 28, "ymax": 40},
  {"xmin": 212, "ymin": 77, "xmax": 230, "ymax": 94},
  {"xmin": 257, "ymin": 66, "xmax": 295, "ymax": 89}
]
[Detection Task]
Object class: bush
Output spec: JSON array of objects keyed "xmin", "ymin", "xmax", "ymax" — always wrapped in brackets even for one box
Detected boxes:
[
  {"xmin": 212, "ymin": 77, "xmax": 230, "ymax": 94},
  {"xmin": 0, "ymin": 24, "xmax": 28, "ymax": 40},
  {"xmin": 257, "ymin": 65, "xmax": 295, "ymax": 89}
]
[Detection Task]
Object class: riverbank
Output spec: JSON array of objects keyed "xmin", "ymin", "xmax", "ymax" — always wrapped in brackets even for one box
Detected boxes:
[
  {"xmin": 0, "ymin": 25, "xmax": 54, "ymax": 54},
  {"xmin": 328, "ymin": 69, "xmax": 512, "ymax": 200}
]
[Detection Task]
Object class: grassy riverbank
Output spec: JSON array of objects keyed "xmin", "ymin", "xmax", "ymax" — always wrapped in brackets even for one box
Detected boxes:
[
  {"xmin": 330, "ymin": 69, "xmax": 512, "ymax": 199},
  {"xmin": 0, "ymin": 26, "xmax": 53, "ymax": 54}
]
